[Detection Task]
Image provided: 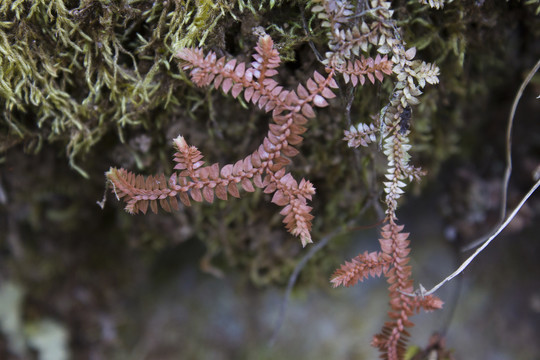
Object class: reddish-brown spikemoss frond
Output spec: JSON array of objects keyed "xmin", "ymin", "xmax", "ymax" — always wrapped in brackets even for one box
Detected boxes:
[
  {"xmin": 107, "ymin": 35, "xmax": 392, "ymax": 246},
  {"xmin": 330, "ymin": 251, "xmax": 391, "ymax": 287},
  {"xmin": 331, "ymin": 221, "xmax": 443, "ymax": 360},
  {"xmin": 337, "ymin": 54, "xmax": 393, "ymax": 86},
  {"xmin": 313, "ymin": 0, "xmax": 444, "ymax": 358}
]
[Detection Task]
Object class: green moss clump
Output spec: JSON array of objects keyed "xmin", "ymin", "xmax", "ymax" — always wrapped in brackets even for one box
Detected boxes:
[{"xmin": 0, "ymin": 0, "xmax": 300, "ymax": 176}]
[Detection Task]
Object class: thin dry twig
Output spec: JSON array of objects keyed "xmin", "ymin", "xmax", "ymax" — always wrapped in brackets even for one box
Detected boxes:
[
  {"xmin": 267, "ymin": 228, "xmax": 336, "ymax": 347},
  {"xmin": 464, "ymin": 58, "xmax": 540, "ymax": 252},
  {"xmin": 418, "ymin": 178, "xmax": 540, "ymax": 297},
  {"xmin": 500, "ymin": 58, "xmax": 540, "ymax": 222},
  {"xmin": 298, "ymin": 2, "xmax": 324, "ymax": 63},
  {"xmin": 268, "ymin": 219, "xmax": 358, "ymax": 347},
  {"xmin": 409, "ymin": 59, "xmax": 540, "ymax": 297}
]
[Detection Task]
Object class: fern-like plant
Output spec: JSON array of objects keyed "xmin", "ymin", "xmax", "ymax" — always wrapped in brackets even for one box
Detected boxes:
[
  {"xmin": 313, "ymin": 0, "xmax": 444, "ymax": 358},
  {"xmin": 331, "ymin": 221, "xmax": 443, "ymax": 358},
  {"xmin": 106, "ymin": 2, "xmax": 440, "ymax": 356},
  {"xmin": 106, "ymin": 35, "xmax": 391, "ymax": 247}
]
